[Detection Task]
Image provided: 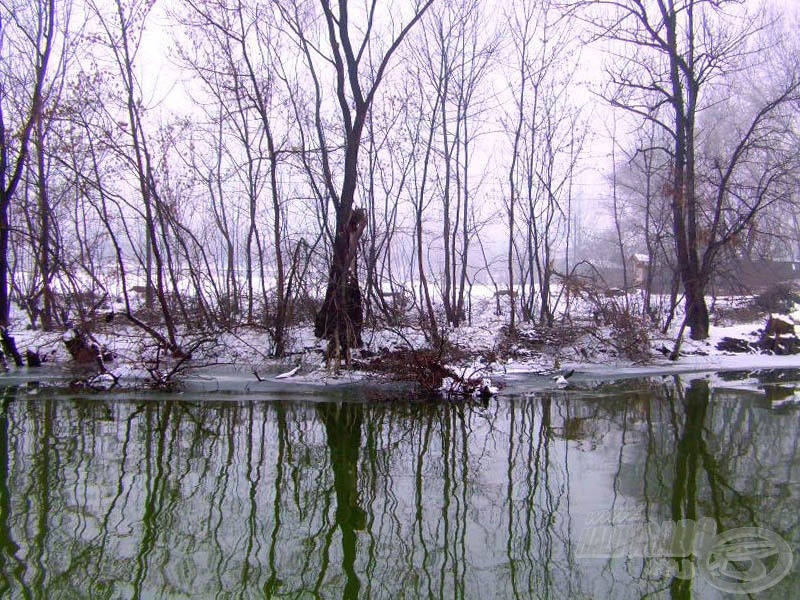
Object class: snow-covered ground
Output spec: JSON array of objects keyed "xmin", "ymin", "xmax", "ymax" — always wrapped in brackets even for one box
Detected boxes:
[{"xmin": 4, "ymin": 290, "xmax": 800, "ymax": 396}]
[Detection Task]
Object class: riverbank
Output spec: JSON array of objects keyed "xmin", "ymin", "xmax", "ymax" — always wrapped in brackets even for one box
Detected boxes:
[{"xmin": 3, "ymin": 292, "xmax": 800, "ymax": 397}]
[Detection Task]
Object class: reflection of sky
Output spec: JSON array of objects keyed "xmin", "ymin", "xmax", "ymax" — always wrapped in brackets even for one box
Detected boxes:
[{"xmin": 1, "ymin": 377, "xmax": 798, "ymax": 598}]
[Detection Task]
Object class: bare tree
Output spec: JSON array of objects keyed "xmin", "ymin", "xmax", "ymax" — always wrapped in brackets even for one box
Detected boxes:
[
  {"xmin": 359, "ymin": 95, "xmax": 413, "ymax": 327},
  {"xmin": 81, "ymin": 0, "xmax": 189, "ymax": 356},
  {"xmin": 277, "ymin": 0, "xmax": 433, "ymax": 367},
  {"xmin": 616, "ymin": 121, "xmax": 677, "ymax": 321},
  {"xmin": 505, "ymin": 0, "xmax": 539, "ymax": 333},
  {"xmin": 177, "ymin": 0, "xmax": 296, "ymax": 355},
  {"xmin": 506, "ymin": 0, "xmax": 585, "ymax": 327},
  {"xmin": 411, "ymin": 0, "xmax": 499, "ymax": 328},
  {"xmin": 0, "ymin": 0, "xmax": 57, "ymax": 360},
  {"xmin": 399, "ymin": 65, "xmax": 441, "ymax": 341},
  {"xmin": 18, "ymin": 1, "xmax": 79, "ymax": 333},
  {"xmin": 570, "ymin": 0, "xmax": 800, "ymax": 340}
]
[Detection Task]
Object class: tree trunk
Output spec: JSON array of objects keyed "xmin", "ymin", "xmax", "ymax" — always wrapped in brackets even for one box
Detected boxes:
[
  {"xmin": 308, "ymin": 0, "xmax": 433, "ymax": 363},
  {"xmin": 683, "ymin": 274, "xmax": 709, "ymax": 340},
  {"xmin": 36, "ymin": 138, "xmax": 54, "ymax": 331},
  {"xmin": 314, "ymin": 209, "xmax": 367, "ymax": 366},
  {"xmin": 0, "ymin": 202, "xmax": 10, "ymax": 328},
  {"xmin": 267, "ymin": 130, "xmax": 287, "ymax": 357}
]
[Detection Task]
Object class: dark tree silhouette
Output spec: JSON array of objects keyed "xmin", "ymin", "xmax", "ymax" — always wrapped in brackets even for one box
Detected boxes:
[{"xmin": 281, "ymin": 0, "xmax": 434, "ymax": 367}]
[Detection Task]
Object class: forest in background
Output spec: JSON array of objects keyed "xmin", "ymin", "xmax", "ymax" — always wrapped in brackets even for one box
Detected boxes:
[{"xmin": 1, "ymin": 0, "xmax": 798, "ymax": 367}]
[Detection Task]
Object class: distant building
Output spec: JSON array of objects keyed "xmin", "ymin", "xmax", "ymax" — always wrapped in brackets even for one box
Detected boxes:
[{"xmin": 629, "ymin": 253, "xmax": 650, "ymax": 287}]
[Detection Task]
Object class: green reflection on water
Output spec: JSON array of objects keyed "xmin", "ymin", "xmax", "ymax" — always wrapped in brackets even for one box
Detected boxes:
[{"xmin": 0, "ymin": 373, "xmax": 796, "ymax": 599}]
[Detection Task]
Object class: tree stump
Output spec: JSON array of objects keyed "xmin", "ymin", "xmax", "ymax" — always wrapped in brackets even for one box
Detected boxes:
[
  {"xmin": 63, "ymin": 328, "xmax": 103, "ymax": 367},
  {"xmin": 25, "ymin": 349, "xmax": 42, "ymax": 367},
  {"xmin": 758, "ymin": 315, "xmax": 800, "ymax": 354}
]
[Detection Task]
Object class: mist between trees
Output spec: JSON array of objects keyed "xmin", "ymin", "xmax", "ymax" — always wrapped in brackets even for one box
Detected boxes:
[{"xmin": 1, "ymin": 0, "xmax": 798, "ymax": 362}]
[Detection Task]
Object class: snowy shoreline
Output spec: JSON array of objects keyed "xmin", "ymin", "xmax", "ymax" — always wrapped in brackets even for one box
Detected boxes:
[{"xmin": 3, "ymin": 307, "xmax": 800, "ymax": 398}]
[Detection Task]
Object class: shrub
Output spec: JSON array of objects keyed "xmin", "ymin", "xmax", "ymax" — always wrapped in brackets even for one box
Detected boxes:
[
  {"xmin": 609, "ymin": 309, "xmax": 651, "ymax": 361},
  {"xmin": 754, "ymin": 283, "xmax": 800, "ymax": 313}
]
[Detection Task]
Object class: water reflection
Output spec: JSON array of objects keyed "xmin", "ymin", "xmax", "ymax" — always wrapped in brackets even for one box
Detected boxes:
[
  {"xmin": 319, "ymin": 402, "xmax": 365, "ymax": 598},
  {"xmin": 0, "ymin": 374, "xmax": 796, "ymax": 599}
]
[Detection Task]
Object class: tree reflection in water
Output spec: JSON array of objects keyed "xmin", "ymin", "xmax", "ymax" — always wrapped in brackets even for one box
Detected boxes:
[
  {"xmin": 0, "ymin": 387, "xmax": 24, "ymax": 597},
  {"xmin": 318, "ymin": 402, "xmax": 365, "ymax": 599},
  {"xmin": 669, "ymin": 379, "xmax": 712, "ymax": 600},
  {"xmin": 0, "ymin": 373, "xmax": 795, "ymax": 599}
]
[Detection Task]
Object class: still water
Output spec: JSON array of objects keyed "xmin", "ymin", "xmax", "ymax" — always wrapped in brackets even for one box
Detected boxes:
[{"xmin": 0, "ymin": 371, "xmax": 798, "ymax": 599}]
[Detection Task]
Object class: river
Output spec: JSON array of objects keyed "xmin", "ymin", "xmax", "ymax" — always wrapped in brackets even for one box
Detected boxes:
[{"xmin": 0, "ymin": 369, "xmax": 797, "ymax": 599}]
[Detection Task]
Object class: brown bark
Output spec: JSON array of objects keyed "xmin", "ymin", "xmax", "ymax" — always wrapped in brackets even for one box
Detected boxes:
[{"xmin": 314, "ymin": 209, "xmax": 367, "ymax": 364}]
